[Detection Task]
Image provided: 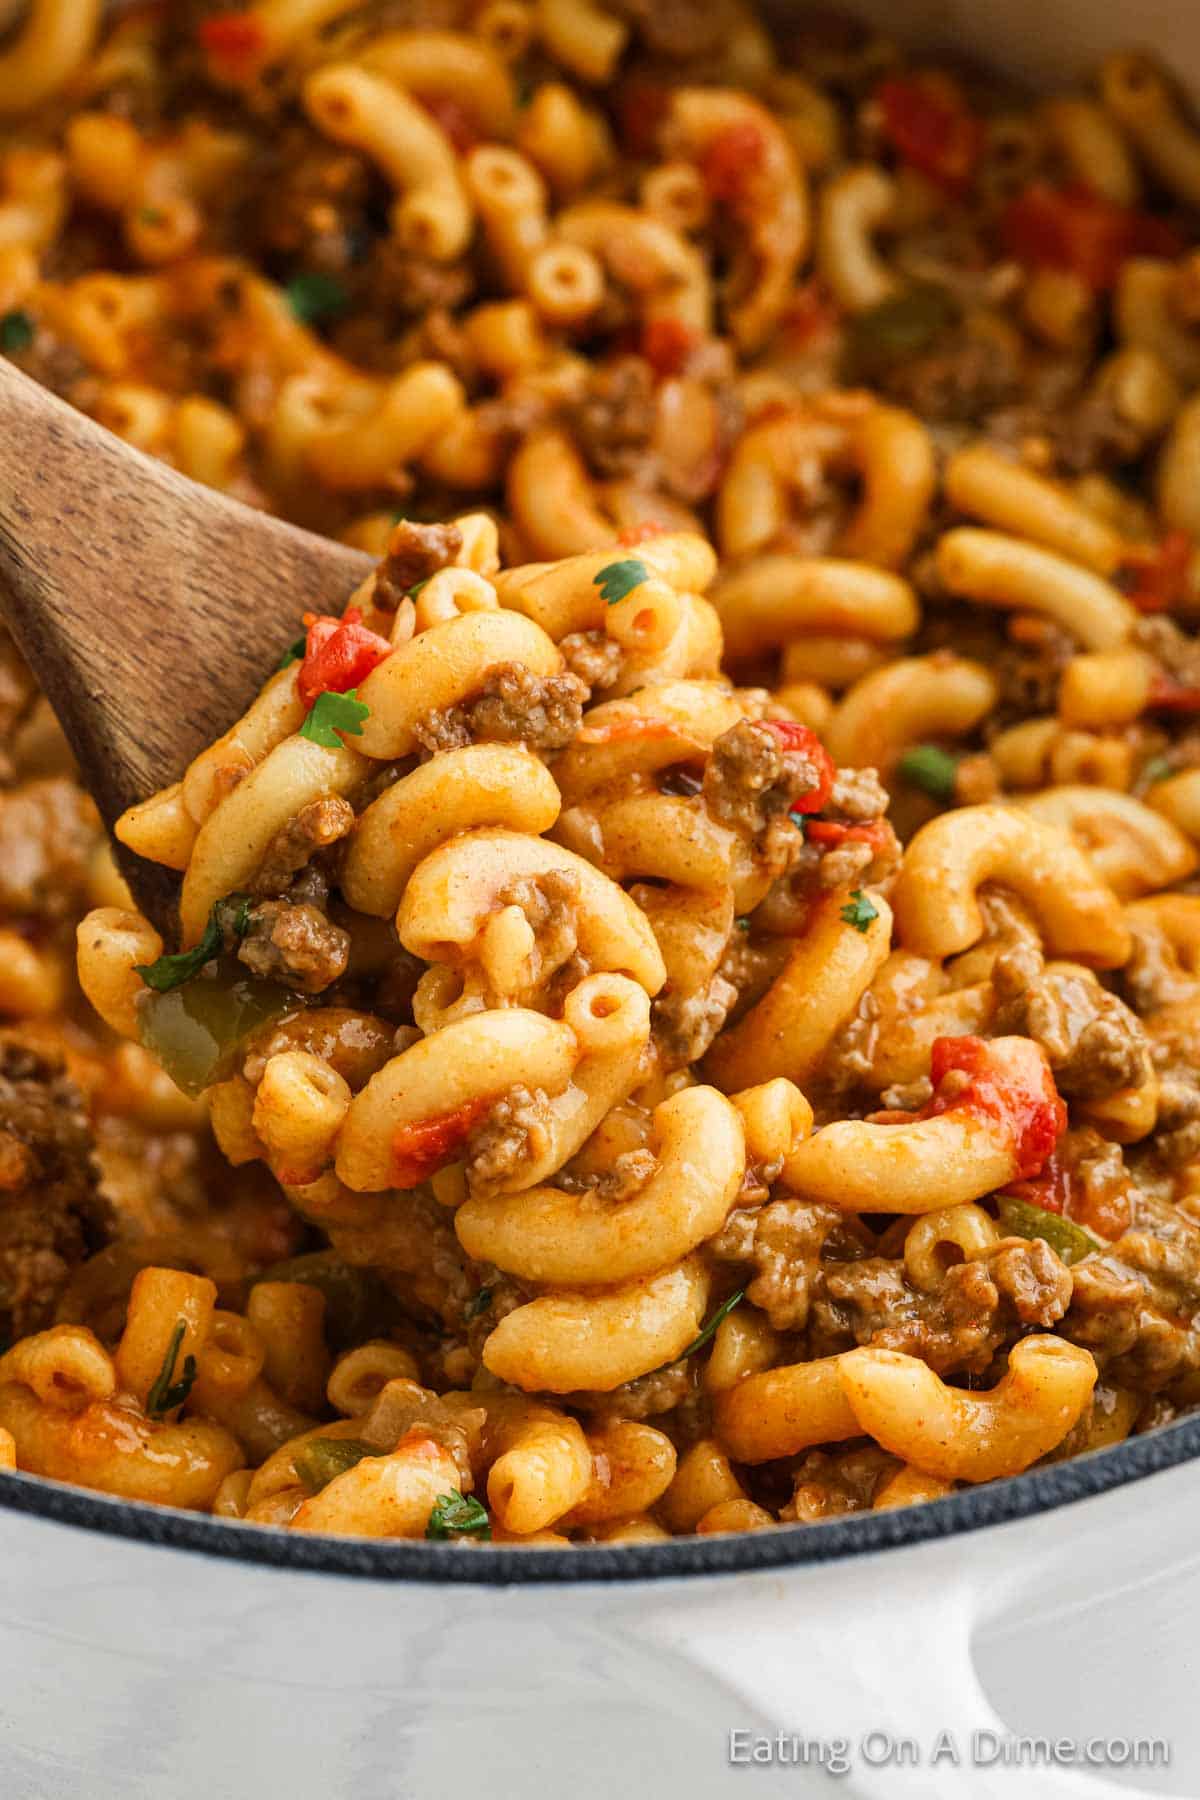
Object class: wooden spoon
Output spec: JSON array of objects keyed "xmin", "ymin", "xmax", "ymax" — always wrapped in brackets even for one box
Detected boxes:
[{"xmin": 0, "ymin": 360, "xmax": 372, "ymax": 934}]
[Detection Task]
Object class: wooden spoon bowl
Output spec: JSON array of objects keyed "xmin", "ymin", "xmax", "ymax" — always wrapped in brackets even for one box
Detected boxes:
[{"xmin": 0, "ymin": 361, "xmax": 372, "ymax": 931}]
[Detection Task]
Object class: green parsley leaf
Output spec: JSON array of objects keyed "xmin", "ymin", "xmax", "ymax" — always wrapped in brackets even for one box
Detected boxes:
[
  {"xmin": 135, "ymin": 892, "xmax": 253, "ymax": 992},
  {"xmin": 278, "ymin": 631, "xmax": 307, "ymax": 670},
  {"xmin": 1142, "ymin": 755, "xmax": 1173, "ymax": 786},
  {"xmin": 676, "ymin": 1289, "xmax": 746, "ymax": 1362},
  {"xmin": 996, "ymin": 1197, "xmax": 1098, "ymax": 1267},
  {"xmin": 0, "ymin": 309, "xmax": 33, "ymax": 353},
  {"xmin": 407, "ymin": 577, "xmax": 430, "ymax": 601},
  {"xmin": 139, "ymin": 206, "xmax": 166, "ymax": 227},
  {"xmin": 285, "ymin": 271, "xmax": 348, "ymax": 326},
  {"xmin": 841, "ymin": 890, "xmax": 879, "ymax": 933},
  {"xmin": 735, "ymin": 917, "xmax": 751, "ymax": 932},
  {"xmin": 594, "ymin": 557, "xmax": 649, "ymax": 606},
  {"xmin": 146, "ymin": 1320, "xmax": 199, "ymax": 1419},
  {"xmin": 425, "ymin": 1489, "xmax": 491, "ymax": 1540},
  {"xmin": 787, "ymin": 809, "xmax": 807, "ymax": 834},
  {"xmin": 897, "ymin": 743, "xmax": 959, "ymax": 801},
  {"xmin": 464, "ymin": 1287, "xmax": 493, "ymax": 1320},
  {"xmin": 300, "ymin": 688, "xmax": 369, "ymax": 748},
  {"xmin": 293, "ymin": 1437, "xmax": 375, "ymax": 1495}
]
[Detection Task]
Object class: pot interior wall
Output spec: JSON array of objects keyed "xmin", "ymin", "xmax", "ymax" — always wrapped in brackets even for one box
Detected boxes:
[{"xmin": 766, "ymin": 0, "xmax": 1200, "ymax": 89}]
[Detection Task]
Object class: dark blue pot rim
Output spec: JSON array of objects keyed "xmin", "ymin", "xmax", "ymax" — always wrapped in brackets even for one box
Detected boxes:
[{"xmin": 0, "ymin": 1407, "xmax": 1197, "ymax": 1584}]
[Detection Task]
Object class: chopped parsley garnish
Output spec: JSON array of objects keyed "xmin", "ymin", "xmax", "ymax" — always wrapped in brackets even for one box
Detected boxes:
[
  {"xmin": 278, "ymin": 631, "xmax": 307, "ymax": 670},
  {"xmin": 146, "ymin": 1320, "xmax": 198, "ymax": 1418},
  {"xmin": 0, "ymin": 309, "xmax": 33, "ymax": 353},
  {"xmin": 594, "ymin": 557, "xmax": 649, "ymax": 606},
  {"xmin": 841, "ymin": 890, "xmax": 879, "ymax": 933},
  {"xmin": 408, "ymin": 577, "xmax": 429, "ymax": 601},
  {"xmin": 139, "ymin": 206, "xmax": 166, "ymax": 227},
  {"xmin": 425, "ymin": 1489, "xmax": 491, "ymax": 1540},
  {"xmin": 300, "ymin": 688, "xmax": 369, "ymax": 747},
  {"xmin": 676, "ymin": 1289, "xmax": 746, "ymax": 1362},
  {"xmin": 464, "ymin": 1287, "xmax": 493, "ymax": 1320},
  {"xmin": 788, "ymin": 809, "xmax": 807, "ymax": 834},
  {"xmin": 735, "ymin": 917, "xmax": 751, "ymax": 932},
  {"xmin": 996, "ymin": 1197, "xmax": 1098, "ymax": 1267},
  {"xmin": 897, "ymin": 743, "xmax": 959, "ymax": 800},
  {"xmin": 293, "ymin": 1437, "xmax": 375, "ymax": 1494},
  {"xmin": 1142, "ymin": 755, "xmax": 1172, "ymax": 785},
  {"xmin": 285, "ymin": 271, "xmax": 348, "ymax": 326},
  {"xmin": 135, "ymin": 892, "xmax": 253, "ymax": 991}
]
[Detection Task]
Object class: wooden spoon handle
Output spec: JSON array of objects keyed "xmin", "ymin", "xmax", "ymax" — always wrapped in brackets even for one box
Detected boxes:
[{"xmin": 0, "ymin": 359, "xmax": 371, "ymax": 829}]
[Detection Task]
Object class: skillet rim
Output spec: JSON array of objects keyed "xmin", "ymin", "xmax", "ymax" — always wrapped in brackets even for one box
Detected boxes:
[{"xmin": 0, "ymin": 1405, "xmax": 1197, "ymax": 1584}]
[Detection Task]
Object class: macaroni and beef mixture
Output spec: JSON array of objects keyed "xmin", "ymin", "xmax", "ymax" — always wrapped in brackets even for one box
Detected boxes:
[{"xmin": 4, "ymin": 2, "xmax": 1200, "ymax": 1543}]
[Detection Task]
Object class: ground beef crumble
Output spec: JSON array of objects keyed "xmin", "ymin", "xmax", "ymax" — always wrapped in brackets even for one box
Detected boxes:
[
  {"xmin": 372, "ymin": 521, "xmax": 464, "ymax": 612},
  {"xmin": 234, "ymin": 125, "xmax": 373, "ymax": 275},
  {"xmin": 653, "ymin": 972, "xmax": 738, "ymax": 1070},
  {"xmin": 0, "ymin": 630, "xmax": 37, "ymax": 781},
  {"xmin": 464, "ymin": 1084, "xmax": 551, "ymax": 1193},
  {"xmin": 326, "ymin": 1188, "xmax": 480, "ymax": 1334},
  {"xmin": 237, "ymin": 900, "xmax": 350, "ymax": 994},
  {"xmin": 0, "ymin": 1035, "xmax": 110, "ymax": 1340},
  {"xmin": 415, "ymin": 662, "xmax": 587, "ymax": 756},
  {"xmin": 571, "ymin": 1358, "xmax": 697, "ymax": 1424},
  {"xmin": 781, "ymin": 1445, "xmax": 900, "ymax": 1523},
  {"xmin": 564, "ymin": 356, "xmax": 657, "ymax": 479},
  {"xmin": 878, "ymin": 332, "xmax": 1022, "ymax": 427},
  {"xmin": 704, "ymin": 720, "xmax": 816, "ymax": 837},
  {"xmin": 251, "ymin": 796, "xmax": 355, "ymax": 898},
  {"xmin": 1064, "ymin": 1196, "xmax": 1200, "ymax": 1388},
  {"xmin": 555, "ymin": 1149, "xmax": 660, "ymax": 1212},
  {"xmin": 709, "ymin": 1197, "xmax": 864, "ymax": 1332},
  {"xmin": 810, "ymin": 1236, "xmax": 1073, "ymax": 1375},
  {"xmin": 559, "ymin": 630, "xmax": 624, "ymax": 695},
  {"xmin": 992, "ymin": 940, "xmax": 1152, "ymax": 1100},
  {"xmin": 0, "ymin": 779, "xmax": 100, "ymax": 920},
  {"xmin": 1135, "ymin": 615, "xmax": 1200, "ymax": 691},
  {"xmin": 493, "ymin": 868, "xmax": 582, "ymax": 993}
]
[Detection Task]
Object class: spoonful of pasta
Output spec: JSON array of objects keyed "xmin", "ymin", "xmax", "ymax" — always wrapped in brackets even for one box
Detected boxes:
[{"xmin": 0, "ymin": 359, "xmax": 373, "ymax": 932}]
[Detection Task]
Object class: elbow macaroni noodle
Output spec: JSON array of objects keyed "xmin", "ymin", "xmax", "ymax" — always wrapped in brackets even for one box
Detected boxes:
[{"xmin": 1, "ymin": 1, "xmax": 1199, "ymax": 1545}]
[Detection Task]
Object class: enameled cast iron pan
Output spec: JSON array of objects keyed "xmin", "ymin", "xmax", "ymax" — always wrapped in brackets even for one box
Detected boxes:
[{"xmin": 3, "ymin": 3, "xmax": 1199, "ymax": 1795}]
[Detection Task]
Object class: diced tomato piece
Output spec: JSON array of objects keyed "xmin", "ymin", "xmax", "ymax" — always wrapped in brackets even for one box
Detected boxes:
[
  {"xmin": 1002, "ymin": 1148, "xmax": 1133, "ymax": 1238},
  {"xmin": 641, "ymin": 317, "xmax": 698, "ymax": 378},
  {"xmin": 394, "ymin": 1430, "xmax": 444, "ymax": 1462},
  {"xmin": 417, "ymin": 95, "xmax": 478, "ymax": 155},
  {"xmin": 1001, "ymin": 182, "xmax": 1184, "ymax": 292},
  {"xmin": 1149, "ymin": 670, "xmax": 1200, "ymax": 713},
  {"xmin": 876, "ymin": 74, "xmax": 983, "ymax": 197},
  {"xmin": 575, "ymin": 716, "xmax": 677, "ymax": 745},
  {"xmin": 781, "ymin": 280, "xmax": 840, "ymax": 347},
  {"xmin": 1118, "ymin": 529, "xmax": 1193, "ymax": 613},
  {"xmin": 390, "ymin": 1096, "xmax": 492, "ymax": 1188},
  {"xmin": 700, "ymin": 120, "xmax": 767, "ymax": 206},
  {"xmin": 926, "ymin": 1035, "xmax": 1066, "ymax": 1180},
  {"xmin": 617, "ymin": 83, "xmax": 670, "ymax": 160},
  {"xmin": 803, "ymin": 818, "xmax": 893, "ymax": 853},
  {"xmin": 1001, "ymin": 1155, "xmax": 1070, "ymax": 1216},
  {"xmin": 297, "ymin": 607, "xmax": 392, "ymax": 708},
  {"xmin": 870, "ymin": 1038, "xmax": 1066, "ymax": 1181},
  {"xmin": 617, "ymin": 521, "xmax": 666, "ymax": 546},
  {"xmin": 763, "ymin": 719, "xmax": 837, "ymax": 811},
  {"xmin": 198, "ymin": 13, "xmax": 267, "ymax": 80}
]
